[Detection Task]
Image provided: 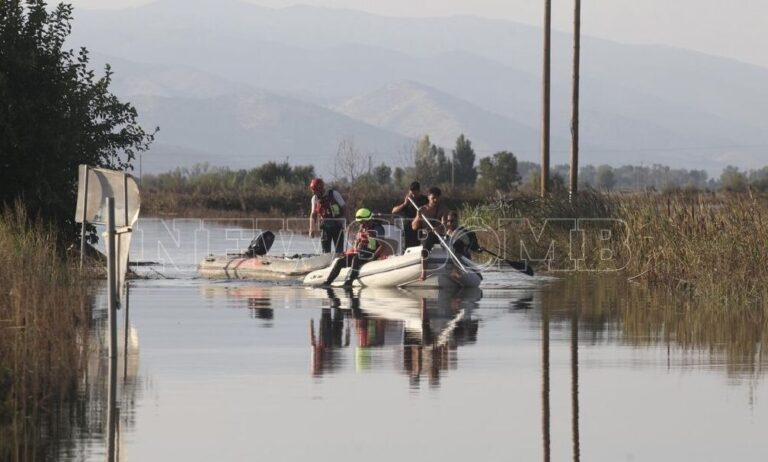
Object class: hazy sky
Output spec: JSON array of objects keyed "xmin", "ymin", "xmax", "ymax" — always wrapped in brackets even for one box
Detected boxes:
[{"xmin": 68, "ymin": 0, "xmax": 768, "ymax": 69}]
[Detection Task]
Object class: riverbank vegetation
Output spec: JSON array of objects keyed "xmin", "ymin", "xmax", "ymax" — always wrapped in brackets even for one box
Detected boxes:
[
  {"xmin": 0, "ymin": 206, "xmax": 94, "ymax": 459},
  {"xmin": 1, "ymin": 1, "xmax": 153, "ymax": 457},
  {"xmin": 465, "ymin": 190, "xmax": 768, "ymax": 307}
]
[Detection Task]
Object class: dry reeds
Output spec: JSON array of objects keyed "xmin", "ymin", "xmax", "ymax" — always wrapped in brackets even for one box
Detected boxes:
[
  {"xmin": 616, "ymin": 191, "xmax": 768, "ymax": 305},
  {"xmin": 0, "ymin": 204, "xmax": 93, "ymax": 458},
  {"xmin": 464, "ymin": 190, "xmax": 768, "ymax": 307}
]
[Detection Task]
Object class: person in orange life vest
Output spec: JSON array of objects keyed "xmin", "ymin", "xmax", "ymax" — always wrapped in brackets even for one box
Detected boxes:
[
  {"xmin": 308, "ymin": 178, "xmax": 347, "ymax": 254},
  {"xmin": 323, "ymin": 208, "xmax": 385, "ymax": 287},
  {"xmin": 391, "ymin": 181, "xmax": 428, "ymax": 249},
  {"xmin": 411, "ymin": 187, "xmax": 450, "ymax": 279}
]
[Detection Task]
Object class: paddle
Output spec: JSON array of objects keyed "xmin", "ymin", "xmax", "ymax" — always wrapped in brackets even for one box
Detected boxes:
[
  {"xmin": 479, "ymin": 247, "xmax": 534, "ymax": 277},
  {"xmin": 407, "ymin": 197, "xmax": 468, "ymax": 273}
]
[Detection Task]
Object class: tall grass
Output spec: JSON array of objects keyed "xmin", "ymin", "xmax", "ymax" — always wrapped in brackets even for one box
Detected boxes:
[
  {"xmin": 464, "ymin": 190, "xmax": 768, "ymax": 306},
  {"xmin": 0, "ymin": 204, "xmax": 93, "ymax": 459},
  {"xmin": 615, "ymin": 191, "xmax": 768, "ymax": 305}
]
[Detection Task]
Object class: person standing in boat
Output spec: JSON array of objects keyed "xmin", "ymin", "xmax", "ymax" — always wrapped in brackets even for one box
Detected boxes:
[
  {"xmin": 391, "ymin": 181, "xmax": 428, "ymax": 249},
  {"xmin": 443, "ymin": 211, "xmax": 481, "ymax": 259},
  {"xmin": 308, "ymin": 178, "xmax": 347, "ymax": 254},
  {"xmin": 322, "ymin": 208, "xmax": 385, "ymax": 287},
  {"xmin": 411, "ymin": 187, "xmax": 450, "ymax": 280},
  {"xmin": 411, "ymin": 187, "xmax": 450, "ymax": 246}
]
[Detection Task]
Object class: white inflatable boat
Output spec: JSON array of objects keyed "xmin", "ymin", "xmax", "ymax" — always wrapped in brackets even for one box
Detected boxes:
[
  {"xmin": 198, "ymin": 253, "xmax": 334, "ymax": 280},
  {"xmin": 303, "ymin": 245, "xmax": 483, "ymax": 288}
]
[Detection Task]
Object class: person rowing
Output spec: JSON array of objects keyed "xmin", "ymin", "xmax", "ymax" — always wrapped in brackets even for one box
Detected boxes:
[
  {"xmin": 392, "ymin": 181, "xmax": 428, "ymax": 249},
  {"xmin": 411, "ymin": 187, "xmax": 451, "ymax": 280}
]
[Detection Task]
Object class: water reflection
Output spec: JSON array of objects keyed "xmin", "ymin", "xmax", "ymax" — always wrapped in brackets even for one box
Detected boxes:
[
  {"xmin": 310, "ymin": 290, "xmax": 349, "ymax": 376},
  {"xmin": 18, "ymin": 274, "xmax": 764, "ymax": 461},
  {"xmin": 306, "ymin": 288, "xmax": 483, "ymax": 389},
  {"xmin": 541, "ymin": 275, "xmax": 768, "ymax": 379},
  {"xmin": 53, "ymin": 291, "xmax": 142, "ymax": 462},
  {"xmin": 540, "ymin": 304, "xmax": 581, "ymax": 462},
  {"xmin": 248, "ymin": 297, "xmax": 274, "ymax": 322}
]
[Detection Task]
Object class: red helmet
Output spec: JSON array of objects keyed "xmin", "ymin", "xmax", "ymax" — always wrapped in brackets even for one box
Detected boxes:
[{"xmin": 309, "ymin": 178, "xmax": 324, "ymax": 192}]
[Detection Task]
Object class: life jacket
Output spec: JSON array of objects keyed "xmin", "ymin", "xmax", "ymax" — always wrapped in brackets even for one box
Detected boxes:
[
  {"xmin": 314, "ymin": 189, "xmax": 342, "ymax": 219},
  {"xmin": 355, "ymin": 223, "xmax": 381, "ymax": 254}
]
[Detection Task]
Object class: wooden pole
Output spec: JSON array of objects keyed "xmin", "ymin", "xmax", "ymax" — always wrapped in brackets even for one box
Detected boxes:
[
  {"xmin": 570, "ymin": 0, "xmax": 582, "ymax": 202},
  {"xmin": 541, "ymin": 0, "xmax": 552, "ymax": 197}
]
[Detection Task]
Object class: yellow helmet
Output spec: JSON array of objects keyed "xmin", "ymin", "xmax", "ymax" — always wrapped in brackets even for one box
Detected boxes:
[{"xmin": 355, "ymin": 208, "xmax": 373, "ymax": 222}]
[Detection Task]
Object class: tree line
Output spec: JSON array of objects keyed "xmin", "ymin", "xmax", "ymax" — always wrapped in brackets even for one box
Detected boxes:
[{"xmin": 143, "ymin": 132, "xmax": 768, "ymax": 198}]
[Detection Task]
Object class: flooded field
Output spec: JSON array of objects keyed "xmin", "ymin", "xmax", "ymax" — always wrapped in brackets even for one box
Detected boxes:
[{"xmin": 23, "ymin": 220, "xmax": 768, "ymax": 461}]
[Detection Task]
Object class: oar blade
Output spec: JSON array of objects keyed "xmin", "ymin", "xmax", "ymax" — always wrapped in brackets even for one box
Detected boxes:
[{"xmin": 508, "ymin": 260, "xmax": 534, "ymax": 276}]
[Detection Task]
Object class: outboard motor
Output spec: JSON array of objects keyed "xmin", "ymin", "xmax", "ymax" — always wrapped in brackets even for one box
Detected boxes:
[{"xmin": 245, "ymin": 231, "xmax": 275, "ymax": 257}]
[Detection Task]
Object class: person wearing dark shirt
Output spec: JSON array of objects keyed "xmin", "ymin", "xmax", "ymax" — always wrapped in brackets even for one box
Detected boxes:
[
  {"xmin": 392, "ymin": 181, "xmax": 428, "ymax": 249},
  {"xmin": 444, "ymin": 211, "xmax": 481, "ymax": 259}
]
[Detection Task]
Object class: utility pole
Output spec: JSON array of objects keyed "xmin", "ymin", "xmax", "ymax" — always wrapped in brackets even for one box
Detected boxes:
[
  {"xmin": 570, "ymin": 0, "xmax": 582, "ymax": 202},
  {"xmin": 541, "ymin": 0, "xmax": 552, "ymax": 197}
]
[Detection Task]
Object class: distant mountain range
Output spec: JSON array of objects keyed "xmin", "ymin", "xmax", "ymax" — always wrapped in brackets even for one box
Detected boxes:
[
  {"xmin": 69, "ymin": 0, "xmax": 768, "ymax": 175},
  {"xmin": 332, "ymin": 81, "xmax": 547, "ymax": 156}
]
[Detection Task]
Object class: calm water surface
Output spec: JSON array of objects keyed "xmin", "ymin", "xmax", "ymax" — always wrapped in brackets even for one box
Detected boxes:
[{"xmin": 54, "ymin": 219, "xmax": 768, "ymax": 461}]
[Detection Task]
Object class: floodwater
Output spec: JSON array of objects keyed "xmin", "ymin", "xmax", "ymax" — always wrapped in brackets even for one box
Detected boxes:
[{"xmin": 40, "ymin": 220, "xmax": 768, "ymax": 460}]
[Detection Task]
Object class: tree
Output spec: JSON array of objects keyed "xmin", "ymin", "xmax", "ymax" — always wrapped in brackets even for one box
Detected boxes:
[
  {"xmin": 476, "ymin": 151, "xmax": 520, "ymax": 193},
  {"xmin": 373, "ymin": 163, "xmax": 392, "ymax": 185},
  {"xmin": 291, "ymin": 165, "xmax": 316, "ymax": 187},
  {"xmin": 0, "ymin": 1, "xmax": 155, "ymax": 240},
  {"xmin": 433, "ymin": 144, "xmax": 452, "ymax": 184},
  {"xmin": 393, "ymin": 167, "xmax": 406, "ymax": 188},
  {"xmin": 414, "ymin": 135, "xmax": 438, "ymax": 184},
  {"xmin": 334, "ymin": 136, "xmax": 366, "ymax": 182},
  {"xmin": 720, "ymin": 165, "xmax": 747, "ymax": 192},
  {"xmin": 452, "ymin": 134, "xmax": 477, "ymax": 186},
  {"xmin": 595, "ymin": 165, "xmax": 616, "ymax": 191},
  {"xmin": 252, "ymin": 161, "xmax": 293, "ymax": 186},
  {"xmin": 579, "ymin": 164, "xmax": 596, "ymax": 188},
  {"xmin": 749, "ymin": 166, "xmax": 768, "ymax": 192}
]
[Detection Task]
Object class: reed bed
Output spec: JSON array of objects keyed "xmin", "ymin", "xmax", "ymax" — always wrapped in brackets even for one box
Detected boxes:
[
  {"xmin": 0, "ymin": 205, "xmax": 93, "ymax": 459},
  {"xmin": 615, "ymin": 191, "xmax": 768, "ymax": 305},
  {"xmin": 465, "ymin": 190, "xmax": 768, "ymax": 307}
]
